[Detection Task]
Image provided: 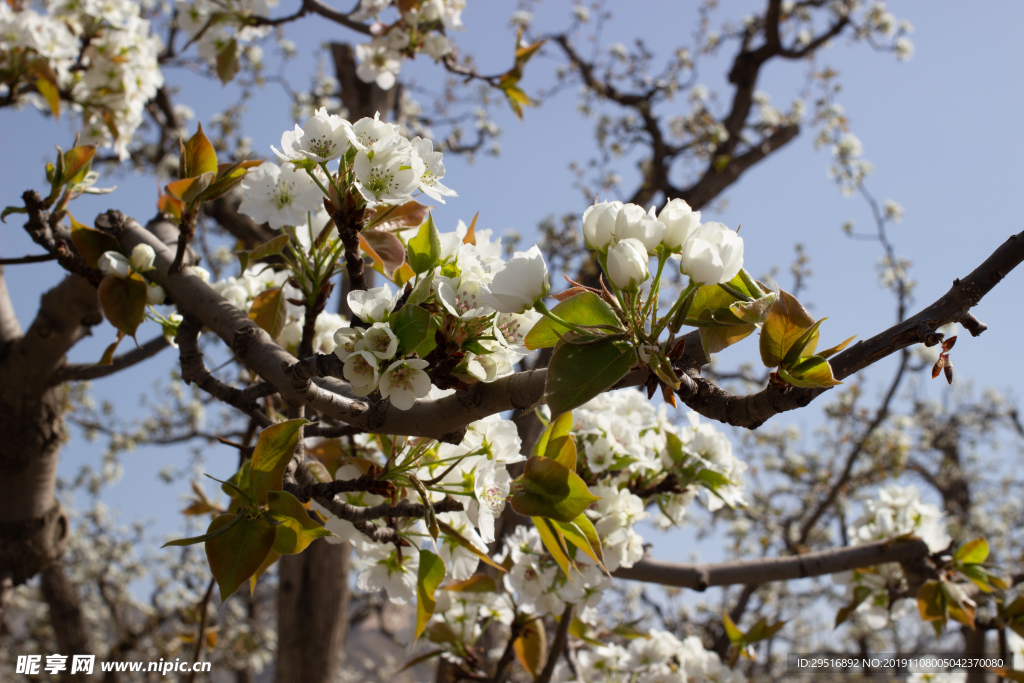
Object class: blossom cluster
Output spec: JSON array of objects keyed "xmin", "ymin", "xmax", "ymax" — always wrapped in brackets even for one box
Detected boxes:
[
  {"xmin": 551, "ymin": 629, "xmax": 746, "ymax": 683},
  {"xmin": 349, "ymin": 0, "xmax": 464, "ymax": 89},
  {"xmin": 569, "ymin": 389, "xmax": 747, "ymax": 550},
  {"xmin": 174, "ymin": 0, "xmax": 276, "ymax": 68},
  {"xmin": 211, "ymin": 264, "xmax": 345, "ymax": 354},
  {"xmin": 0, "ymin": 0, "xmax": 164, "ymax": 158},
  {"xmin": 583, "ymin": 198, "xmax": 743, "ymax": 288},
  {"xmin": 834, "ymin": 484, "xmax": 950, "ymax": 629},
  {"xmin": 309, "ymin": 408, "xmax": 523, "ymax": 603}
]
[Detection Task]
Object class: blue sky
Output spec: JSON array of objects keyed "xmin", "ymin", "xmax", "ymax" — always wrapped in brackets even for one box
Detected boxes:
[{"xmin": 1, "ymin": 1, "xmax": 1022, "ymax": 566}]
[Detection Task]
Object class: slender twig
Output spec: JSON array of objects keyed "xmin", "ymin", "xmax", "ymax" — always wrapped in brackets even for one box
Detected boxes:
[
  {"xmin": 0, "ymin": 253, "xmax": 57, "ymax": 265},
  {"xmin": 186, "ymin": 578, "xmax": 216, "ymax": 683},
  {"xmin": 538, "ymin": 604, "xmax": 575, "ymax": 683}
]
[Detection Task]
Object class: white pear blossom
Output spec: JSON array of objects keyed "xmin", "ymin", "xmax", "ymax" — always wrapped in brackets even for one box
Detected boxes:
[
  {"xmin": 657, "ymin": 198, "xmax": 701, "ymax": 251},
  {"xmin": 332, "ymin": 327, "xmax": 364, "ymax": 361},
  {"xmin": 437, "ymin": 275, "xmax": 492, "ymax": 320},
  {"xmin": 423, "ymin": 32, "xmax": 452, "ymax": 59},
  {"xmin": 353, "ymin": 137, "xmax": 425, "ymax": 205},
  {"xmin": 343, "ymin": 350, "xmax": 381, "ymax": 396},
  {"xmin": 359, "ymin": 322, "xmax": 398, "ymax": 360},
  {"xmin": 614, "ymin": 203, "xmax": 665, "ymax": 252},
  {"xmin": 98, "ymin": 251, "xmax": 130, "ymax": 279},
  {"xmin": 355, "ymin": 539, "xmax": 419, "ymax": 604},
  {"xmin": 481, "ymin": 245, "xmax": 550, "ymax": 314},
  {"xmin": 378, "ymin": 358, "xmax": 431, "ymax": 410},
  {"xmin": 350, "ymin": 112, "xmax": 401, "ymax": 152},
  {"xmin": 473, "ymin": 461, "xmax": 510, "ymax": 543},
  {"xmin": 347, "ymin": 285, "xmax": 396, "ymax": 323},
  {"xmin": 606, "ymin": 238, "xmax": 649, "ymax": 290},
  {"xmin": 355, "ymin": 38, "xmax": 402, "ymax": 90},
  {"xmin": 680, "ymin": 221, "xmax": 744, "ymax": 285},
  {"xmin": 130, "ymin": 244, "xmax": 156, "ymax": 272},
  {"xmin": 238, "ymin": 162, "xmax": 324, "ymax": 229},
  {"xmin": 272, "ymin": 107, "xmax": 352, "ymax": 163},
  {"xmin": 411, "ymin": 137, "xmax": 457, "ymax": 202},
  {"xmin": 582, "ymin": 200, "xmax": 622, "ymax": 251}
]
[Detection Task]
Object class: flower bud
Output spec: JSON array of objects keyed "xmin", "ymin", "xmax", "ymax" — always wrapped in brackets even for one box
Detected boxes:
[
  {"xmin": 657, "ymin": 199, "xmax": 701, "ymax": 251},
  {"xmin": 581, "ymin": 200, "xmax": 622, "ymax": 251},
  {"xmin": 130, "ymin": 244, "xmax": 156, "ymax": 272},
  {"xmin": 614, "ymin": 204, "xmax": 666, "ymax": 252},
  {"xmin": 481, "ymin": 245, "xmax": 550, "ymax": 314},
  {"xmin": 606, "ymin": 238, "xmax": 649, "ymax": 291},
  {"xmin": 98, "ymin": 251, "xmax": 130, "ymax": 279},
  {"xmin": 146, "ymin": 282, "xmax": 166, "ymax": 305},
  {"xmin": 680, "ymin": 222, "xmax": 744, "ymax": 286}
]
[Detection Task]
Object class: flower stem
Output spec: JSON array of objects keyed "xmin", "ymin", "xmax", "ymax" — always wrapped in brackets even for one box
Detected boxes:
[{"xmin": 651, "ymin": 279, "xmax": 698, "ymax": 340}]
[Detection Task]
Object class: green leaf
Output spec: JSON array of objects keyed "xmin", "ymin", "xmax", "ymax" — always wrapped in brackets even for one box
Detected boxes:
[
  {"xmin": 248, "ymin": 287, "xmax": 288, "ymax": 340},
  {"xmin": 513, "ymin": 617, "xmax": 546, "ymax": 679},
  {"xmin": 664, "ymin": 432, "xmax": 690, "ymax": 467},
  {"xmin": 69, "ymin": 213, "xmax": 120, "ymax": 268},
  {"xmin": 525, "ymin": 292, "xmax": 620, "ymax": 350},
  {"xmin": 216, "ymin": 39, "xmax": 240, "ymax": 84},
  {"xmin": 166, "ymin": 172, "xmax": 216, "ymax": 204},
  {"xmin": 162, "ymin": 510, "xmax": 245, "ymax": 548},
  {"xmin": 0, "ymin": 206, "xmax": 28, "ymax": 223},
  {"xmin": 916, "ymin": 580, "xmax": 947, "ymax": 622},
  {"xmin": 960, "ymin": 564, "xmax": 995, "ymax": 594},
  {"xmin": 443, "ymin": 574, "xmax": 498, "ymax": 593},
  {"xmin": 954, "ymin": 537, "xmax": 989, "ymax": 565},
  {"xmin": 696, "ymin": 468, "xmax": 733, "ymax": 490},
  {"xmin": 532, "ymin": 517, "xmax": 574, "ymax": 577},
  {"xmin": 554, "ymin": 517, "xmax": 606, "ymax": 571},
  {"xmin": 759, "ymin": 289, "xmax": 815, "ymax": 368},
  {"xmin": 180, "ymin": 122, "xmax": 219, "ymax": 179},
  {"xmin": 778, "ymin": 355, "xmax": 842, "ymax": 388},
  {"xmin": 532, "ymin": 411, "xmax": 573, "ymax": 456},
  {"xmin": 511, "ymin": 457, "xmax": 600, "ymax": 523},
  {"xmin": 415, "ymin": 549, "xmax": 446, "ymax": 642},
  {"xmin": 268, "ymin": 490, "xmax": 333, "ymax": 554},
  {"xmin": 699, "ymin": 324, "xmax": 756, "ymax": 358},
  {"xmin": 835, "ymin": 585, "xmax": 874, "ymax": 628},
  {"xmin": 61, "ymin": 145, "xmax": 96, "ymax": 185},
  {"xmin": 545, "ymin": 338, "xmax": 636, "ymax": 418},
  {"xmin": 205, "ymin": 512, "xmax": 277, "ymax": 602},
  {"xmin": 407, "ymin": 213, "xmax": 442, "ymax": 274},
  {"xmin": 545, "ymin": 435, "xmax": 577, "ymax": 472},
  {"xmin": 722, "ymin": 612, "xmax": 744, "ymax": 643},
  {"xmin": 818, "ymin": 335, "xmax": 856, "ymax": 360},
  {"xmin": 781, "ymin": 318, "xmax": 826, "ymax": 368},
  {"xmin": 97, "ymin": 273, "xmax": 148, "ymax": 338},
  {"xmin": 249, "ymin": 419, "xmax": 307, "ymax": 506},
  {"xmin": 408, "ymin": 270, "xmax": 435, "ymax": 306},
  {"xmin": 239, "ymin": 234, "xmax": 290, "ymax": 273},
  {"xmin": 389, "ymin": 304, "xmax": 431, "ymax": 356},
  {"xmin": 35, "ymin": 75, "xmax": 60, "ymax": 119},
  {"xmin": 436, "ymin": 520, "xmax": 506, "ymax": 572}
]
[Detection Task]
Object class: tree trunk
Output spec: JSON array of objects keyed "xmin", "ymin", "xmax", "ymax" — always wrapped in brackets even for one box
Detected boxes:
[
  {"xmin": 0, "ymin": 272, "xmax": 100, "ymax": 629},
  {"xmin": 41, "ymin": 562, "xmax": 90, "ymax": 683},
  {"xmin": 274, "ymin": 539, "xmax": 352, "ymax": 683}
]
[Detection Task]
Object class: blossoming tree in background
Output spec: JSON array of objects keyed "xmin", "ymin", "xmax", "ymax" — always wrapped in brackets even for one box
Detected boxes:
[{"xmin": 1, "ymin": 2, "xmax": 1023, "ymax": 683}]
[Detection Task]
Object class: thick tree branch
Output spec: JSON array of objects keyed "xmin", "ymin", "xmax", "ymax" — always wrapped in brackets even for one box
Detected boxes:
[
  {"xmin": 613, "ymin": 538, "xmax": 930, "ymax": 590},
  {"xmin": 49, "ymin": 335, "xmax": 170, "ymax": 386},
  {"xmin": 0, "ymin": 266, "xmax": 21, "ymax": 344}
]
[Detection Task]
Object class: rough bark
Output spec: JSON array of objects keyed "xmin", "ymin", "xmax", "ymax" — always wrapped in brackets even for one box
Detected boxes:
[
  {"xmin": 41, "ymin": 562, "xmax": 90, "ymax": 683},
  {"xmin": 0, "ymin": 272, "xmax": 99, "ymax": 632},
  {"xmin": 274, "ymin": 539, "xmax": 352, "ymax": 683}
]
